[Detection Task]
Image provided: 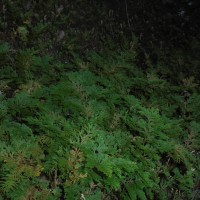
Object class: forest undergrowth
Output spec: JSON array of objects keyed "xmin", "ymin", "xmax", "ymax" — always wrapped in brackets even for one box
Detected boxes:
[{"xmin": 0, "ymin": 1, "xmax": 200, "ymax": 199}]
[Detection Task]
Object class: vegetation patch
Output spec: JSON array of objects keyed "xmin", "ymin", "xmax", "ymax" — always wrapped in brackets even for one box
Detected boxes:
[{"xmin": 0, "ymin": 1, "xmax": 199, "ymax": 199}]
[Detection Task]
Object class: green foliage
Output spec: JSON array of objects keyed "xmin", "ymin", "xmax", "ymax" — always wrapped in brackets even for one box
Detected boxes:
[
  {"xmin": 0, "ymin": 45, "xmax": 199, "ymax": 199},
  {"xmin": 0, "ymin": 1, "xmax": 199, "ymax": 199}
]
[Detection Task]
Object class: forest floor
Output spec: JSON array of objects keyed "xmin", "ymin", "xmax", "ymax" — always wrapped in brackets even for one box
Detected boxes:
[{"xmin": 0, "ymin": 1, "xmax": 200, "ymax": 200}]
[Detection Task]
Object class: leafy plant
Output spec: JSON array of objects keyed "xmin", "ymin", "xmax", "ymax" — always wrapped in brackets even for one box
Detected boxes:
[{"xmin": 0, "ymin": 1, "xmax": 199, "ymax": 199}]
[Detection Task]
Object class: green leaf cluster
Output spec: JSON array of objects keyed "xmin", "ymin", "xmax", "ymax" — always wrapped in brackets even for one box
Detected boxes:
[{"xmin": 0, "ymin": 43, "xmax": 199, "ymax": 199}]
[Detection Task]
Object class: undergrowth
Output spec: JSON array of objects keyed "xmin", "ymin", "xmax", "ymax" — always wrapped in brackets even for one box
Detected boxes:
[
  {"xmin": 0, "ymin": 1, "xmax": 200, "ymax": 199},
  {"xmin": 0, "ymin": 42, "xmax": 199, "ymax": 200}
]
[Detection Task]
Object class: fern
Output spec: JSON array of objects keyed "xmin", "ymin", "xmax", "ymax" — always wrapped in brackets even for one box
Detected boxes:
[{"xmin": 0, "ymin": 41, "xmax": 199, "ymax": 199}]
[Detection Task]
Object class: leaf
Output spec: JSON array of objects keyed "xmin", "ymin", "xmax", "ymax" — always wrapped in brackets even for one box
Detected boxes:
[
  {"xmin": 125, "ymin": 184, "xmax": 137, "ymax": 200},
  {"xmin": 137, "ymin": 189, "xmax": 147, "ymax": 200}
]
